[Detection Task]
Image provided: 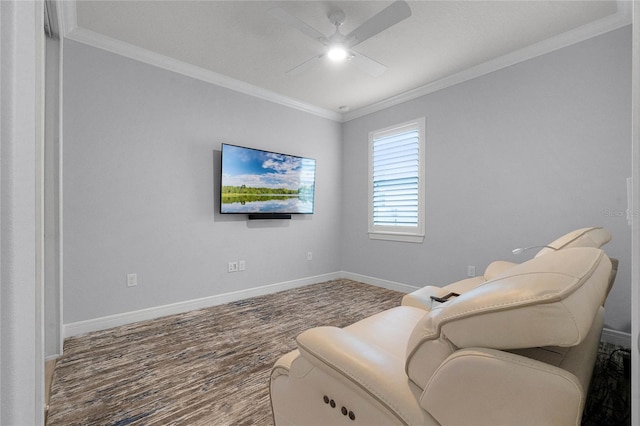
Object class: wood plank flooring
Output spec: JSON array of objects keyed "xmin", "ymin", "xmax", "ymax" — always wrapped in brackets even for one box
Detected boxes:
[{"xmin": 47, "ymin": 280, "xmax": 403, "ymax": 425}]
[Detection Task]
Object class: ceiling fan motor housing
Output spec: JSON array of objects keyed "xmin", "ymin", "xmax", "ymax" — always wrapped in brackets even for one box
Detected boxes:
[{"xmin": 329, "ymin": 10, "xmax": 346, "ymax": 28}]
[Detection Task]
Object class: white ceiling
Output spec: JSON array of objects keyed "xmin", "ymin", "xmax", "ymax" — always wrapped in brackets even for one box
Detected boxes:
[{"xmin": 60, "ymin": 1, "xmax": 630, "ymax": 121}]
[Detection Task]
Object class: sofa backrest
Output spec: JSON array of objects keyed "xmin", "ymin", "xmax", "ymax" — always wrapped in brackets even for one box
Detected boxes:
[
  {"xmin": 404, "ymin": 247, "xmax": 612, "ymax": 390},
  {"xmin": 535, "ymin": 226, "xmax": 611, "ymax": 257}
]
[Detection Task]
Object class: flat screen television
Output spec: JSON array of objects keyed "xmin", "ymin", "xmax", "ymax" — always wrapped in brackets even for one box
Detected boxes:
[{"xmin": 220, "ymin": 143, "xmax": 316, "ymax": 216}]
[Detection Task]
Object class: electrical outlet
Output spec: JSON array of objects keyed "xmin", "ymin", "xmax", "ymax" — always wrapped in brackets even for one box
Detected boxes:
[
  {"xmin": 228, "ymin": 261, "xmax": 238, "ymax": 273},
  {"xmin": 238, "ymin": 260, "xmax": 246, "ymax": 271},
  {"xmin": 307, "ymin": 252, "xmax": 313, "ymax": 261},
  {"xmin": 127, "ymin": 273, "xmax": 138, "ymax": 287},
  {"xmin": 467, "ymin": 265, "xmax": 476, "ymax": 277}
]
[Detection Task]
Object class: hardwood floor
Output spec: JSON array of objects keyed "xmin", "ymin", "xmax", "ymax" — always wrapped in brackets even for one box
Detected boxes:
[{"xmin": 46, "ymin": 280, "xmax": 402, "ymax": 425}]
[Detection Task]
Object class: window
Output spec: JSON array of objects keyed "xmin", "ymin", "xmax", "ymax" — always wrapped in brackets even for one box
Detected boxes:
[{"xmin": 368, "ymin": 118, "xmax": 425, "ymax": 243}]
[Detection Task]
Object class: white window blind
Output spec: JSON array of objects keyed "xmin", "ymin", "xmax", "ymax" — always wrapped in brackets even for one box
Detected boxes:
[{"xmin": 368, "ymin": 119, "xmax": 425, "ymax": 242}]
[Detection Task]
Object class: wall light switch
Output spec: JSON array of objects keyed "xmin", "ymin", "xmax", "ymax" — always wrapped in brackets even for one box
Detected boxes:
[
  {"xmin": 228, "ymin": 261, "xmax": 238, "ymax": 273},
  {"xmin": 238, "ymin": 260, "xmax": 246, "ymax": 271}
]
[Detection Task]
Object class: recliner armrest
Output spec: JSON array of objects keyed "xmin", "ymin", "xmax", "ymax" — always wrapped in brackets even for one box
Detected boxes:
[
  {"xmin": 271, "ymin": 349, "xmax": 300, "ymax": 380},
  {"xmin": 296, "ymin": 327, "xmax": 427, "ymax": 425},
  {"xmin": 401, "ymin": 278, "xmax": 485, "ymax": 310},
  {"xmin": 421, "ymin": 348, "xmax": 584, "ymax": 426}
]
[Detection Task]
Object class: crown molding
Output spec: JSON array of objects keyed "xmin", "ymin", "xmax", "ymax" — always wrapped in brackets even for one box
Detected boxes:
[
  {"xmin": 63, "ymin": 27, "xmax": 343, "ymax": 122},
  {"xmin": 342, "ymin": 1, "xmax": 632, "ymax": 122},
  {"xmin": 59, "ymin": 0, "xmax": 631, "ymax": 124}
]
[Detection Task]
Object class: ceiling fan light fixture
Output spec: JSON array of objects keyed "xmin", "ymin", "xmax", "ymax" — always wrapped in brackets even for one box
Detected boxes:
[
  {"xmin": 272, "ymin": 1, "xmax": 412, "ymax": 75},
  {"xmin": 327, "ymin": 44, "xmax": 348, "ymax": 62}
]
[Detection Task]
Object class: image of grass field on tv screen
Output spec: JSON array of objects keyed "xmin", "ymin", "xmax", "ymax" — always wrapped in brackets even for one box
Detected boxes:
[{"xmin": 221, "ymin": 145, "xmax": 316, "ymax": 213}]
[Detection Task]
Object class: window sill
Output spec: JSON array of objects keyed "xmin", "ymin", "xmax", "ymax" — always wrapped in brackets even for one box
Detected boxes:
[{"xmin": 368, "ymin": 232, "xmax": 424, "ymax": 243}]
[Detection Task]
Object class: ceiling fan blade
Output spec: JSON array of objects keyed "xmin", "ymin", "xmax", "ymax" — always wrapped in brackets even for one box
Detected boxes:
[
  {"xmin": 269, "ymin": 7, "xmax": 329, "ymax": 45},
  {"xmin": 349, "ymin": 51, "xmax": 387, "ymax": 77},
  {"xmin": 345, "ymin": 0, "xmax": 411, "ymax": 48},
  {"xmin": 286, "ymin": 54, "xmax": 324, "ymax": 76}
]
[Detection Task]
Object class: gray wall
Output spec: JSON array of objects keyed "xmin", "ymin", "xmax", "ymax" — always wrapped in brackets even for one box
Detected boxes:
[
  {"xmin": 341, "ymin": 27, "xmax": 632, "ymax": 333},
  {"xmin": 63, "ymin": 41, "xmax": 342, "ymax": 323},
  {"xmin": 64, "ymin": 27, "xmax": 632, "ymax": 334}
]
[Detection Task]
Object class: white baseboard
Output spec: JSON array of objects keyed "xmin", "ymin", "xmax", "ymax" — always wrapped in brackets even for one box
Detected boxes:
[
  {"xmin": 63, "ymin": 270, "xmax": 633, "ymax": 350},
  {"xmin": 340, "ymin": 271, "xmax": 420, "ymax": 294},
  {"xmin": 64, "ymin": 272, "xmax": 341, "ymax": 338},
  {"xmin": 601, "ymin": 328, "xmax": 632, "ymax": 348}
]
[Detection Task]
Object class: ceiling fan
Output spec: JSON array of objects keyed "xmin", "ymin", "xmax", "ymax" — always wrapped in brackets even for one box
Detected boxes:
[{"xmin": 269, "ymin": 0, "xmax": 412, "ymax": 77}]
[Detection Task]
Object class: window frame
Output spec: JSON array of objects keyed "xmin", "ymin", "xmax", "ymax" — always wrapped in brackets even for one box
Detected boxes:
[{"xmin": 367, "ymin": 118, "xmax": 426, "ymax": 243}]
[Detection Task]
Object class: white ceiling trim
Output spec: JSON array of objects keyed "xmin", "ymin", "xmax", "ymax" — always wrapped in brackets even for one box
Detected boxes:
[
  {"xmin": 59, "ymin": 0, "xmax": 631, "ymax": 124},
  {"xmin": 343, "ymin": 1, "xmax": 632, "ymax": 121}
]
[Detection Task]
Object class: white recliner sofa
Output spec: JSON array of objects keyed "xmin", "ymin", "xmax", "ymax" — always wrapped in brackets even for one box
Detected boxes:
[
  {"xmin": 270, "ymin": 247, "xmax": 612, "ymax": 425},
  {"xmin": 402, "ymin": 226, "xmax": 615, "ymax": 311}
]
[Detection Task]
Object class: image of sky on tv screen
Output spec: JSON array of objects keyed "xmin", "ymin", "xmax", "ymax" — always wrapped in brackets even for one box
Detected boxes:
[{"xmin": 221, "ymin": 145, "xmax": 316, "ymax": 213}]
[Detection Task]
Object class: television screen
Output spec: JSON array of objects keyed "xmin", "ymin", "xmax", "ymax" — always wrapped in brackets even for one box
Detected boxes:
[{"xmin": 220, "ymin": 144, "xmax": 316, "ymax": 214}]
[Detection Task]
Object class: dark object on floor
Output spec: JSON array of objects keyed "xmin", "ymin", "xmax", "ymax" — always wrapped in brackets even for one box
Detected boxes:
[{"xmin": 582, "ymin": 342, "xmax": 631, "ymax": 425}]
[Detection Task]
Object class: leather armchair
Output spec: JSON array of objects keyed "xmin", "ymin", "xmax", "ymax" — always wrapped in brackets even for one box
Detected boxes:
[
  {"xmin": 270, "ymin": 247, "xmax": 612, "ymax": 425},
  {"xmin": 402, "ymin": 226, "xmax": 614, "ymax": 310}
]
